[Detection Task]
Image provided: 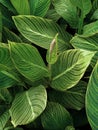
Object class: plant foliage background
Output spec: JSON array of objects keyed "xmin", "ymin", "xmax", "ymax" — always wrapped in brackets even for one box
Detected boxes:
[{"xmin": 0, "ymin": 0, "xmax": 98, "ymax": 130}]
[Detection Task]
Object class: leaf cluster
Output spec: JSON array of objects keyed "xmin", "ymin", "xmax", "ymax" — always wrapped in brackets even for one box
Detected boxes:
[{"xmin": 0, "ymin": 0, "xmax": 98, "ymax": 130}]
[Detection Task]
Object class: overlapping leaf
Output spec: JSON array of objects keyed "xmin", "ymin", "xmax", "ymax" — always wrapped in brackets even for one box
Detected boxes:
[
  {"xmin": 70, "ymin": 0, "xmax": 92, "ymax": 18},
  {"xmin": 13, "ymin": 15, "xmax": 71, "ymax": 51},
  {"xmin": 41, "ymin": 102, "xmax": 73, "ymax": 130},
  {"xmin": 9, "ymin": 42, "xmax": 49, "ymax": 82},
  {"xmin": 29, "ymin": 0, "xmax": 50, "ymax": 17},
  {"xmin": 86, "ymin": 62, "xmax": 98, "ymax": 130},
  {"xmin": 0, "ymin": 43, "xmax": 21, "ymax": 88},
  {"xmin": 10, "ymin": 85, "xmax": 47, "ymax": 127},
  {"xmin": 71, "ymin": 34, "xmax": 98, "ymax": 51},
  {"xmin": 0, "ymin": 110, "xmax": 10, "ymax": 130},
  {"xmin": 3, "ymin": 27, "xmax": 22, "ymax": 43},
  {"xmin": 53, "ymin": 0, "xmax": 79, "ymax": 28},
  {"xmin": 0, "ymin": 0, "xmax": 16, "ymax": 13},
  {"xmin": 10, "ymin": 0, "xmax": 30, "ymax": 15},
  {"xmin": 48, "ymin": 81, "xmax": 87, "ymax": 110},
  {"xmin": 51, "ymin": 49, "xmax": 94, "ymax": 91},
  {"xmin": 83, "ymin": 21, "xmax": 98, "ymax": 37},
  {"xmin": 0, "ymin": 88, "xmax": 12, "ymax": 103}
]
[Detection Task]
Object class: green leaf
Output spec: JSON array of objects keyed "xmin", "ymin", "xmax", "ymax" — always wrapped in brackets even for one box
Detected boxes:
[
  {"xmin": 86, "ymin": 62, "xmax": 98, "ymax": 130},
  {"xmin": 0, "ymin": 0, "xmax": 16, "ymax": 13},
  {"xmin": 46, "ymin": 9, "xmax": 61, "ymax": 22},
  {"xmin": 10, "ymin": 85, "xmax": 47, "ymax": 127},
  {"xmin": 0, "ymin": 7, "xmax": 2, "ymax": 42},
  {"xmin": 70, "ymin": 0, "xmax": 92, "ymax": 18},
  {"xmin": 29, "ymin": 0, "xmax": 50, "ymax": 17},
  {"xmin": 41, "ymin": 102, "xmax": 73, "ymax": 130},
  {"xmin": 10, "ymin": 0, "xmax": 30, "ymax": 15},
  {"xmin": 53, "ymin": 0, "xmax": 79, "ymax": 28},
  {"xmin": 3, "ymin": 27, "xmax": 22, "ymax": 43},
  {"xmin": 83, "ymin": 21, "xmax": 98, "ymax": 37},
  {"xmin": 91, "ymin": 9, "xmax": 98, "ymax": 20},
  {"xmin": 65, "ymin": 126, "xmax": 75, "ymax": 130},
  {"xmin": 0, "ymin": 110, "xmax": 10, "ymax": 130},
  {"xmin": 0, "ymin": 43, "xmax": 21, "ymax": 88},
  {"xmin": 48, "ymin": 81, "xmax": 87, "ymax": 110},
  {"xmin": 0, "ymin": 88, "xmax": 12, "ymax": 103},
  {"xmin": 71, "ymin": 34, "xmax": 98, "ymax": 51},
  {"xmin": 51, "ymin": 49, "xmax": 94, "ymax": 91},
  {"xmin": 46, "ymin": 34, "xmax": 58, "ymax": 64},
  {"xmin": 91, "ymin": 52, "xmax": 98, "ymax": 67},
  {"xmin": 13, "ymin": 15, "xmax": 71, "ymax": 51},
  {"xmin": 9, "ymin": 42, "xmax": 49, "ymax": 82}
]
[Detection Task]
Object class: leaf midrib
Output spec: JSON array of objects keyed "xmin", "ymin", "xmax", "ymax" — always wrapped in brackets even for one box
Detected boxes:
[{"xmin": 26, "ymin": 91, "xmax": 34, "ymax": 118}]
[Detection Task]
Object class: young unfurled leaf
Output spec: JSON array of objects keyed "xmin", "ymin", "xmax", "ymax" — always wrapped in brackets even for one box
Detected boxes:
[
  {"xmin": 13, "ymin": 15, "xmax": 71, "ymax": 51},
  {"xmin": 10, "ymin": 0, "xmax": 30, "ymax": 15},
  {"xmin": 29, "ymin": 0, "xmax": 50, "ymax": 17},
  {"xmin": 86, "ymin": 62, "xmax": 98, "ymax": 130},
  {"xmin": 46, "ymin": 34, "xmax": 58, "ymax": 64},
  {"xmin": 9, "ymin": 42, "xmax": 49, "ymax": 82}
]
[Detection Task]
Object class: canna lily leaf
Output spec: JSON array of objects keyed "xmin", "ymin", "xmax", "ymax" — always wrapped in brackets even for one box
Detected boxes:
[
  {"xmin": 53, "ymin": 0, "xmax": 79, "ymax": 28},
  {"xmin": 10, "ymin": 85, "xmax": 47, "ymax": 127},
  {"xmin": 86, "ymin": 62, "xmax": 98, "ymax": 130},
  {"xmin": 46, "ymin": 34, "xmax": 58, "ymax": 64},
  {"xmin": 41, "ymin": 102, "xmax": 73, "ymax": 130},
  {"xmin": 48, "ymin": 81, "xmax": 87, "ymax": 110},
  {"xmin": 0, "ymin": 8, "xmax": 2, "ymax": 42},
  {"xmin": 83, "ymin": 20, "xmax": 98, "ymax": 37},
  {"xmin": 71, "ymin": 34, "xmax": 98, "ymax": 51},
  {"xmin": 13, "ymin": 15, "xmax": 71, "ymax": 51},
  {"xmin": 29, "ymin": 0, "xmax": 50, "ymax": 17},
  {"xmin": 51, "ymin": 49, "xmax": 94, "ymax": 91},
  {"xmin": 9, "ymin": 42, "xmax": 49, "ymax": 82},
  {"xmin": 10, "ymin": 0, "xmax": 30, "ymax": 15}
]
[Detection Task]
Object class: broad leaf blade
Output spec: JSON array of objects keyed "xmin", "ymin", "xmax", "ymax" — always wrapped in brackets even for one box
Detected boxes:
[
  {"xmin": 83, "ymin": 21, "xmax": 98, "ymax": 37},
  {"xmin": 70, "ymin": 0, "xmax": 92, "ymax": 18},
  {"xmin": 41, "ymin": 102, "xmax": 73, "ymax": 130},
  {"xmin": 51, "ymin": 49, "xmax": 94, "ymax": 91},
  {"xmin": 0, "ymin": 43, "xmax": 21, "ymax": 88},
  {"xmin": 10, "ymin": 85, "xmax": 47, "ymax": 127},
  {"xmin": 0, "ymin": 0, "xmax": 16, "ymax": 13},
  {"xmin": 13, "ymin": 15, "xmax": 71, "ymax": 51},
  {"xmin": 10, "ymin": 0, "xmax": 30, "ymax": 15},
  {"xmin": 9, "ymin": 42, "xmax": 49, "ymax": 82},
  {"xmin": 0, "ymin": 88, "xmax": 12, "ymax": 103},
  {"xmin": 86, "ymin": 62, "xmax": 98, "ymax": 130},
  {"xmin": 0, "ymin": 110, "xmax": 10, "ymax": 130},
  {"xmin": 71, "ymin": 34, "xmax": 98, "ymax": 51},
  {"xmin": 48, "ymin": 81, "xmax": 87, "ymax": 110},
  {"xmin": 53, "ymin": 0, "xmax": 79, "ymax": 28},
  {"xmin": 29, "ymin": 0, "xmax": 50, "ymax": 17}
]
